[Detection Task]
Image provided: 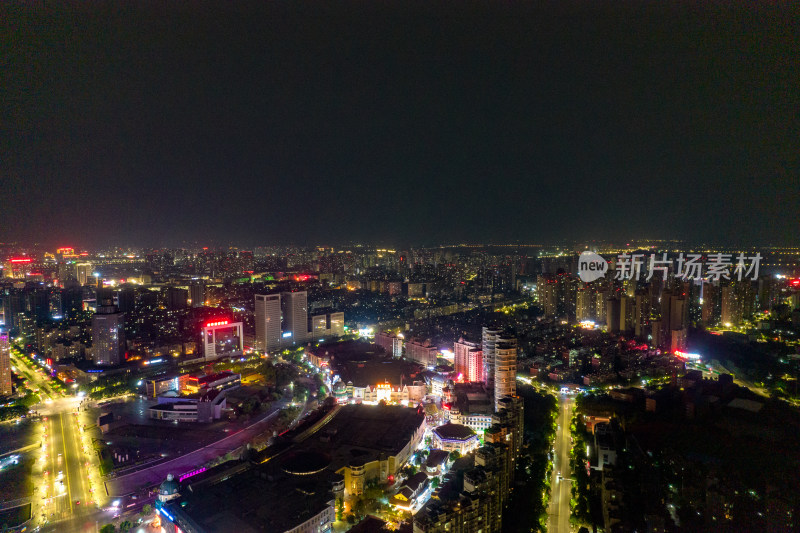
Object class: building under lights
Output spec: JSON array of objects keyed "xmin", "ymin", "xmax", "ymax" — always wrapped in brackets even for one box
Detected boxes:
[
  {"xmin": 157, "ymin": 454, "xmax": 340, "ymax": 533},
  {"xmin": 375, "ymin": 332, "xmax": 404, "ymax": 358},
  {"xmin": 349, "ymin": 380, "xmax": 427, "ymax": 405},
  {"xmin": 454, "ymin": 338, "xmax": 483, "ymax": 383},
  {"xmin": 255, "ymin": 293, "xmax": 281, "ymax": 352},
  {"xmin": 406, "ymin": 338, "xmax": 438, "ymax": 367},
  {"xmin": 481, "ymin": 328, "xmax": 517, "ymax": 411},
  {"xmin": 91, "ymin": 295, "xmax": 125, "ymax": 366},
  {"xmin": 309, "ymin": 311, "xmax": 345, "ymax": 342},
  {"xmin": 431, "ymin": 422, "xmax": 479, "ymax": 455},
  {"xmin": 415, "ymin": 396, "xmax": 524, "ymax": 533},
  {"xmin": 201, "ymin": 320, "xmax": 243, "ymax": 360},
  {"xmin": 256, "ymin": 291, "xmax": 344, "ymax": 351},
  {"xmin": 183, "ymin": 371, "xmax": 241, "ymax": 394},
  {"xmin": 282, "ymin": 290, "xmax": 309, "ymax": 345},
  {"xmin": 283, "ymin": 403, "xmax": 426, "ymax": 500}
]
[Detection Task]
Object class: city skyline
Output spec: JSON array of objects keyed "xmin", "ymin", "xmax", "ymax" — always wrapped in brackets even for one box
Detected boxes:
[{"xmin": 2, "ymin": 3, "xmax": 799, "ymax": 532}]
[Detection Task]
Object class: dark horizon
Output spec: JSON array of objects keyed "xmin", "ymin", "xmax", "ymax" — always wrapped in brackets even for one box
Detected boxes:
[{"xmin": 3, "ymin": 2, "xmax": 798, "ymax": 248}]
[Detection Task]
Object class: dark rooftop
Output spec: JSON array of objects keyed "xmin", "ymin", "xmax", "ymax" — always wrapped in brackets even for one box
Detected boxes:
[
  {"xmin": 434, "ymin": 422, "xmax": 476, "ymax": 441},
  {"xmin": 425, "ymin": 449, "xmax": 450, "ymax": 468},
  {"xmin": 281, "ymin": 451, "xmax": 330, "ymax": 476},
  {"xmin": 165, "ymin": 460, "xmax": 338, "ymax": 533},
  {"xmin": 298, "ymin": 404, "xmax": 425, "ymax": 472}
]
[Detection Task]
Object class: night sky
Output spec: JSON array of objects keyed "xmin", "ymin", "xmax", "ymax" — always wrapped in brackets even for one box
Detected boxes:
[{"xmin": 2, "ymin": 2, "xmax": 798, "ymax": 247}]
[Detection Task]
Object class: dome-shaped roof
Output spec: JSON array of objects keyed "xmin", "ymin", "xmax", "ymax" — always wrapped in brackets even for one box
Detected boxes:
[
  {"xmin": 159, "ymin": 473, "xmax": 180, "ymax": 495},
  {"xmin": 433, "ymin": 422, "xmax": 476, "ymax": 441}
]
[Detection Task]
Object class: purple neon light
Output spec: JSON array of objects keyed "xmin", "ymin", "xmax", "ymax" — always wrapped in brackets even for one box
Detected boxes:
[{"xmin": 178, "ymin": 467, "xmax": 207, "ymax": 482}]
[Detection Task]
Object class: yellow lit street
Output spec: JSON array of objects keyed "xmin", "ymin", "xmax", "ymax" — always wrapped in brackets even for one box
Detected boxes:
[{"xmin": 547, "ymin": 394, "xmax": 575, "ymax": 533}]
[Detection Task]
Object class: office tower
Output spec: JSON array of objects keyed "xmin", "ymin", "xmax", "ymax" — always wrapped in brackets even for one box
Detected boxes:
[
  {"xmin": 16, "ymin": 314, "xmax": 35, "ymax": 345},
  {"xmin": 75, "ymin": 262, "xmax": 93, "ymax": 286},
  {"xmin": 189, "ymin": 281, "xmax": 207, "ymax": 308},
  {"xmin": 165, "ymin": 286, "xmax": 189, "ymax": 310},
  {"xmin": 454, "ymin": 338, "xmax": 483, "ymax": 383},
  {"xmin": 116, "ymin": 287, "xmax": 136, "ymax": 314},
  {"xmin": 91, "ymin": 296, "xmax": 125, "ymax": 366},
  {"xmin": 308, "ymin": 311, "xmax": 346, "ymax": 342},
  {"xmin": 48, "ymin": 288, "xmax": 63, "ymax": 318},
  {"xmin": 494, "ymin": 337, "xmax": 517, "ymax": 411},
  {"xmin": 310, "ymin": 314, "xmax": 327, "ymax": 341},
  {"xmin": 60, "ymin": 284, "xmax": 84, "ymax": 319},
  {"xmin": 27, "ymin": 288, "xmax": 50, "ymax": 322},
  {"xmin": 329, "ymin": 312, "xmax": 344, "ymax": 337},
  {"xmin": 281, "ymin": 291, "xmax": 309, "ymax": 345},
  {"xmin": 0, "ymin": 330, "xmax": 11, "ymax": 396},
  {"xmin": 56, "ymin": 261, "xmax": 74, "ymax": 283},
  {"xmin": 576, "ymin": 288, "xmax": 593, "ymax": 322},
  {"xmin": 255, "ymin": 293, "xmax": 281, "ymax": 352}
]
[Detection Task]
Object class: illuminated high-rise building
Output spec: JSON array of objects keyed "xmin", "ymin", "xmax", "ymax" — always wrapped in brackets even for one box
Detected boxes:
[
  {"xmin": 91, "ymin": 296, "xmax": 125, "ymax": 366},
  {"xmin": 720, "ymin": 283, "xmax": 755, "ymax": 328},
  {"xmin": 454, "ymin": 338, "xmax": 483, "ymax": 383},
  {"xmin": 482, "ymin": 327, "xmax": 517, "ymax": 410},
  {"xmin": 669, "ymin": 293, "xmax": 689, "ymax": 352},
  {"xmin": 595, "ymin": 289, "xmax": 608, "ymax": 323},
  {"xmin": 281, "ymin": 291, "xmax": 309, "ymax": 345},
  {"xmin": 576, "ymin": 288, "xmax": 593, "ymax": 322},
  {"xmin": 493, "ymin": 336, "xmax": 517, "ymax": 411},
  {"xmin": 75, "ymin": 262, "xmax": 93, "ymax": 286},
  {"xmin": 255, "ymin": 293, "xmax": 281, "ymax": 352},
  {"xmin": 3, "ymin": 257, "xmax": 34, "ymax": 279},
  {"xmin": 189, "ymin": 281, "xmax": 207, "ymax": 308},
  {"xmin": 0, "ymin": 330, "xmax": 11, "ymax": 396},
  {"xmin": 482, "ymin": 327, "xmax": 503, "ymax": 388},
  {"xmin": 537, "ymin": 274, "xmax": 558, "ymax": 317}
]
